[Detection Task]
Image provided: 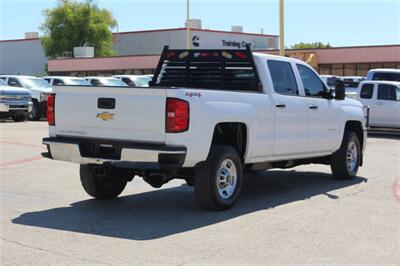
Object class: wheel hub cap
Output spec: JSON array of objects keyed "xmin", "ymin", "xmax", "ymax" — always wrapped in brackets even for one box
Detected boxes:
[
  {"xmin": 217, "ymin": 159, "xmax": 237, "ymax": 199},
  {"xmin": 346, "ymin": 141, "xmax": 358, "ymax": 172}
]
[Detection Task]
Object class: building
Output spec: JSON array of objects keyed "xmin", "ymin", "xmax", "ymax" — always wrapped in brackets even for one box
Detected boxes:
[
  {"xmin": 0, "ymin": 38, "xmax": 47, "ymax": 76},
  {"xmin": 1, "ymin": 25, "xmax": 399, "ymax": 77},
  {"xmin": 47, "ymin": 44, "xmax": 400, "ymax": 77},
  {"xmin": 0, "ymin": 27, "xmax": 279, "ymax": 76}
]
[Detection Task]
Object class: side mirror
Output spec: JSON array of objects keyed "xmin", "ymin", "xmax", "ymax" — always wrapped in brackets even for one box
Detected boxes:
[{"xmin": 335, "ymin": 80, "xmax": 345, "ymax": 100}]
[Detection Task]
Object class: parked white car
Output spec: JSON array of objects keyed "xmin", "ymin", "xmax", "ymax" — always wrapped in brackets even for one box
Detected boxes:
[
  {"xmin": 112, "ymin": 75, "xmax": 152, "ymax": 87},
  {"xmin": 43, "ymin": 47, "xmax": 367, "ymax": 210},
  {"xmin": 85, "ymin": 77, "xmax": 128, "ymax": 87},
  {"xmin": 0, "ymin": 79, "xmax": 32, "ymax": 121},
  {"xmin": 0, "ymin": 75, "xmax": 52, "ymax": 120},
  {"xmin": 320, "ymin": 75, "xmax": 340, "ymax": 90},
  {"xmin": 366, "ymin": 69, "xmax": 400, "ymax": 82},
  {"xmin": 357, "ymin": 80, "xmax": 400, "ymax": 128},
  {"xmin": 43, "ymin": 76, "xmax": 91, "ymax": 86}
]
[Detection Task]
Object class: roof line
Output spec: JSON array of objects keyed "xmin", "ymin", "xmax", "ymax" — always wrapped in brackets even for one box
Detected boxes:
[
  {"xmin": 115, "ymin": 27, "xmax": 279, "ymax": 37},
  {"xmin": 1, "ymin": 27, "xmax": 279, "ymax": 43},
  {"xmin": 259, "ymin": 44, "xmax": 400, "ymax": 51},
  {"xmin": 0, "ymin": 37, "xmax": 40, "ymax": 43}
]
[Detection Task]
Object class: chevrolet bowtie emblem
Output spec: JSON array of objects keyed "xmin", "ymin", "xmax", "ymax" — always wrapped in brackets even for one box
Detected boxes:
[{"xmin": 96, "ymin": 112, "xmax": 115, "ymax": 121}]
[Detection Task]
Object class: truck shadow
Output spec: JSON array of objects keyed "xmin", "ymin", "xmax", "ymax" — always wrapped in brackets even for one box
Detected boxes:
[{"xmin": 12, "ymin": 170, "xmax": 366, "ymax": 240}]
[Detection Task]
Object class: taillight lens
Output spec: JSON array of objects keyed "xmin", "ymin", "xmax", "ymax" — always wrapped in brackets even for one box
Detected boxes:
[
  {"xmin": 166, "ymin": 98, "xmax": 189, "ymax": 133},
  {"xmin": 47, "ymin": 94, "xmax": 55, "ymax": 126}
]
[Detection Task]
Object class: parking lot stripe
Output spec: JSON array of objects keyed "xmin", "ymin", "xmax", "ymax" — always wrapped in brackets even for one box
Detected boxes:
[
  {"xmin": 0, "ymin": 156, "xmax": 43, "ymax": 169},
  {"xmin": 0, "ymin": 140, "xmax": 45, "ymax": 150}
]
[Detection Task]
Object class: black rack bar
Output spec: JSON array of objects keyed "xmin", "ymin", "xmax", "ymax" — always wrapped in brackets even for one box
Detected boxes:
[{"xmin": 149, "ymin": 45, "xmax": 262, "ymax": 92}]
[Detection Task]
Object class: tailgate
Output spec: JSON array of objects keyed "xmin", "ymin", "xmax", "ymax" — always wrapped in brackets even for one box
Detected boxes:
[{"xmin": 54, "ymin": 86, "xmax": 167, "ymax": 143}]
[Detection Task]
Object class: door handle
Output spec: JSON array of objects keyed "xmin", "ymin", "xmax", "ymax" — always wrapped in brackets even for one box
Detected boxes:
[
  {"xmin": 275, "ymin": 104, "xmax": 286, "ymax": 109},
  {"xmin": 309, "ymin": 105, "xmax": 318, "ymax": 110}
]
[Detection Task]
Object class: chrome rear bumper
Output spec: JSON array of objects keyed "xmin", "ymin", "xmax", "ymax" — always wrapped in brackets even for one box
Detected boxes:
[{"xmin": 42, "ymin": 137, "xmax": 186, "ymax": 170}]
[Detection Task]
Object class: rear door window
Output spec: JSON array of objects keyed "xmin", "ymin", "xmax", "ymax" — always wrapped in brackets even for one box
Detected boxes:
[
  {"xmin": 377, "ymin": 84, "xmax": 398, "ymax": 101},
  {"xmin": 360, "ymin": 84, "xmax": 374, "ymax": 99},
  {"xmin": 267, "ymin": 60, "xmax": 298, "ymax": 96}
]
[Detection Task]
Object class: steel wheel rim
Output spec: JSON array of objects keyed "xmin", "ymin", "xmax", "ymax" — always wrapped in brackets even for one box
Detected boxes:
[
  {"xmin": 346, "ymin": 140, "xmax": 358, "ymax": 172},
  {"xmin": 216, "ymin": 159, "xmax": 237, "ymax": 199},
  {"xmin": 29, "ymin": 105, "xmax": 36, "ymax": 119}
]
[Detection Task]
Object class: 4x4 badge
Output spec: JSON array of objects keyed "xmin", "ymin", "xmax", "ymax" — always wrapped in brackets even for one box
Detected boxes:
[{"xmin": 96, "ymin": 112, "xmax": 115, "ymax": 121}]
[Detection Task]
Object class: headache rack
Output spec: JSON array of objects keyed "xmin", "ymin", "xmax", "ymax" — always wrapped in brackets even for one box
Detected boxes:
[{"xmin": 149, "ymin": 45, "xmax": 262, "ymax": 91}]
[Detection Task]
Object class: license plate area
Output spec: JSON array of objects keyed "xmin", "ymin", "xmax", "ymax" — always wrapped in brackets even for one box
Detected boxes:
[{"xmin": 79, "ymin": 142, "xmax": 121, "ymax": 160}]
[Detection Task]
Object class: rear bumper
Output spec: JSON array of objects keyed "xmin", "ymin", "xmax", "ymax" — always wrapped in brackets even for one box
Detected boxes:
[{"xmin": 42, "ymin": 137, "xmax": 186, "ymax": 171}]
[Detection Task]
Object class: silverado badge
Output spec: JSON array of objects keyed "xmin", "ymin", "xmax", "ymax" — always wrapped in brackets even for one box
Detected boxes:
[{"xmin": 96, "ymin": 112, "xmax": 115, "ymax": 121}]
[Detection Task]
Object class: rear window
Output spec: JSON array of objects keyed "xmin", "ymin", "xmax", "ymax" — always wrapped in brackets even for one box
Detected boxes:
[
  {"xmin": 360, "ymin": 84, "xmax": 374, "ymax": 99},
  {"xmin": 372, "ymin": 72, "xmax": 400, "ymax": 82},
  {"xmin": 150, "ymin": 47, "xmax": 262, "ymax": 91}
]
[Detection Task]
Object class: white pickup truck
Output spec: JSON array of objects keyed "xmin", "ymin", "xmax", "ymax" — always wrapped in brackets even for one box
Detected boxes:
[
  {"xmin": 42, "ymin": 47, "xmax": 367, "ymax": 210},
  {"xmin": 356, "ymin": 80, "xmax": 400, "ymax": 128}
]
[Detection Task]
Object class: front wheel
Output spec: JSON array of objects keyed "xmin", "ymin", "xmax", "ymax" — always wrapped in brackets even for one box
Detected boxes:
[
  {"xmin": 80, "ymin": 165, "xmax": 128, "ymax": 199},
  {"xmin": 194, "ymin": 145, "xmax": 243, "ymax": 211},
  {"xmin": 331, "ymin": 131, "xmax": 361, "ymax": 180},
  {"xmin": 28, "ymin": 101, "xmax": 40, "ymax": 121}
]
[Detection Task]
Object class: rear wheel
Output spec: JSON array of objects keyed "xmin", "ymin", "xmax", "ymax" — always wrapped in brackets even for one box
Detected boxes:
[
  {"xmin": 331, "ymin": 131, "xmax": 361, "ymax": 180},
  {"xmin": 28, "ymin": 101, "xmax": 40, "ymax": 121},
  {"xmin": 80, "ymin": 165, "xmax": 128, "ymax": 199},
  {"xmin": 194, "ymin": 145, "xmax": 243, "ymax": 211}
]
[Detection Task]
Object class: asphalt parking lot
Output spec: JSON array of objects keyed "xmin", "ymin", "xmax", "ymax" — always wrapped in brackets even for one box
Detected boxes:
[{"xmin": 1, "ymin": 121, "xmax": 399, "ymax": 265}]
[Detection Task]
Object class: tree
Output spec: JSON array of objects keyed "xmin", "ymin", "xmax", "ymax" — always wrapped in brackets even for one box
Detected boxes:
[
  {"xmin": 290, "ymin": 42, "xmax": 332, "ymax": 49},
  {"xmin": 41, "ymin": 0, "xmax": 117, "ymax": 58}
]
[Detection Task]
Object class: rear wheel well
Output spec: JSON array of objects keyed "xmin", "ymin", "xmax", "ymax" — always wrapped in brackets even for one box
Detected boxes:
[
  {"xmin": 344, "ymin": 121, "xmax": 364, "ymax": 150},
  {"xmin": 211, "ymin": 122, "xmax": 247, "ymax": 161}
]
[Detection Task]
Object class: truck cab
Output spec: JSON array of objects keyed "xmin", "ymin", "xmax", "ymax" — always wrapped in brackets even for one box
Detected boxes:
[
  {"xmin": 357, "ymin": 80, "xmax": 400, "ymax": 128},
  {"xmin": 366, "ymin": 69, "xmax": 400, "ymax": 82}
]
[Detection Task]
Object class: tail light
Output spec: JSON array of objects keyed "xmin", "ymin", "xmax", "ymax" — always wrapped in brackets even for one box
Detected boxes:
[
  {"xmin": 47, "ymin": 94, "xmax": 55, "ymax": 125},
  {"xmin": 166, "ymin": 98, "xmax": 189, "ymax": 133}
]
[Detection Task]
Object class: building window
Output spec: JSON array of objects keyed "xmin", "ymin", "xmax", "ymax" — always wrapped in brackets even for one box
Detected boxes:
[{"xmin": 344, "ymin": 63, "xmax": 357, "ymax": 76}]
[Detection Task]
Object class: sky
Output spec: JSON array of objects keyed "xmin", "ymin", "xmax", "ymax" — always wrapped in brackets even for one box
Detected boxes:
[{"xmin": 0, "ymin": 0, "xmax": 399, "ymax": 47}]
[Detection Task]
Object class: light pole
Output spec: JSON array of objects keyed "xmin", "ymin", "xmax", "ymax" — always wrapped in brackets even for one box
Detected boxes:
[
  {"xmin": 186, "ymin": 0, "xmax": 190, "ymax": 49},
  {"xmin": 279, "ymin": 0, "xmax": 285, "ymax": 56}
]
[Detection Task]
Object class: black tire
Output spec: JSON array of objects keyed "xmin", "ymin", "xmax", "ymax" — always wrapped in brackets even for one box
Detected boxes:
[
  {"xmin": 331, "ymin": 131, "xmax": 361, "ymax": 180},
  {"xmin": 185, "ymin": 177, "xmax": 194, "ymax": 186},
  {"xmin": 29, "ymin": 101, "xmax": 41, "ymax": 121},
  {"xmin": 194, "ymin": 145, "xmax": 243, "ymax": 211},
  {"xmin": 80, "ymin": 165, "xmax": 128, "ymax": 199},
  {"xmin": 13, "ymin": 115, "xmax": 26, "ymax": 122}
]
